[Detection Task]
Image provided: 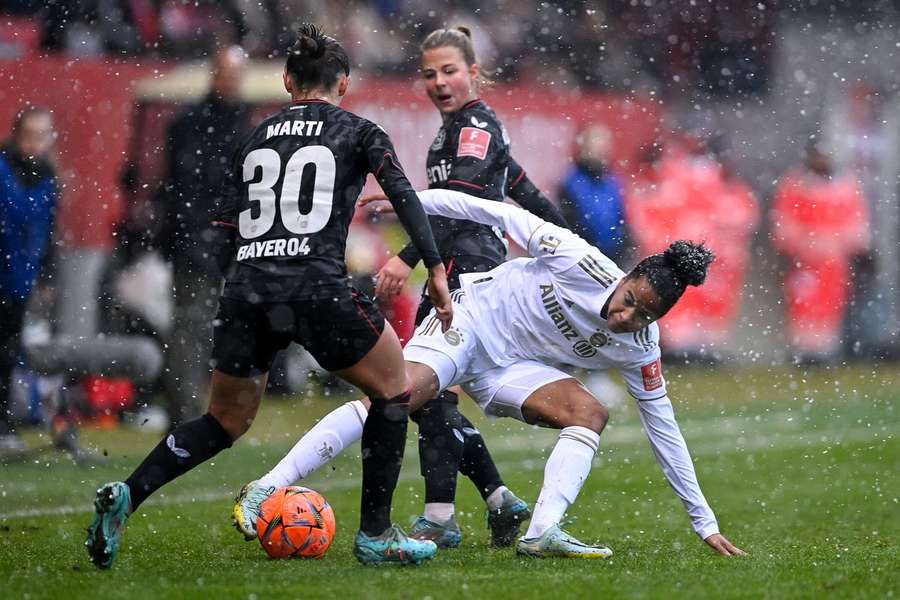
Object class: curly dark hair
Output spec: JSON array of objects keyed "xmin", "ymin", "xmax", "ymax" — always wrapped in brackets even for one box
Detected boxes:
[
  {"xmin": 285, "ymin": 23, "xmax": 350, "ymax": 94},
  {"xmin": 627, "ymin": 240, "xmax": 715, "ymax": 316}
]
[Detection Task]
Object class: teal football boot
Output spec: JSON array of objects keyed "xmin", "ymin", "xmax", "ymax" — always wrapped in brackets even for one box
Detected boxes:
[
  {"xmin": 85, "ymin": 482, "xmax": 131, "ymax": 569},
  {"xmin": 353, "ymin": 524, "xmax": 438, "ymax": 565}
]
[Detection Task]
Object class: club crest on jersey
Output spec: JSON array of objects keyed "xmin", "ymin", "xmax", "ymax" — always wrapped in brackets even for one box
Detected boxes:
[
  {"xmin": 430, "ymin": 128, "xmax": 446, "ymax": 151},
  {"xmin": 641, "ymin": 359, "xmax": 663, "ymax": 391},
  {"xmin": 572, "ymin": 340, "xmax": 597, "ymax": 358},
  {"xmin": 590, "ymin": 331, "xmax": 609, "ymax": 348},
  {"xmin": 457, "ymin": 127, "xmax": 491, "ymax": 160},
  {"xmin": 444, "ymin": 328, "xmax": 463, "ymax": 346}
]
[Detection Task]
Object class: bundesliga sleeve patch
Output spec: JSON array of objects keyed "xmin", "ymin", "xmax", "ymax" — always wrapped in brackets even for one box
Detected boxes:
[
  {"xmin": 640, "ymin": 359, "xmax": 663, "ymax": 391},
  {"xmin": 457, "ymin": 127, "xmax": 492, "ymax": 160}
]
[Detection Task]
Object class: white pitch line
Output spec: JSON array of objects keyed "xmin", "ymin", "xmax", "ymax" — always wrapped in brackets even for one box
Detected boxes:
[{"xmin": 0, "ymin": 423, "xmax": 890, "ymax": 521}]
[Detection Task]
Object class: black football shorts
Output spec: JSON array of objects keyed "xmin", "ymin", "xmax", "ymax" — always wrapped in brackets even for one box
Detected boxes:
[{"xmin": 212, "ymin": 288, "xmax": 385, "ymax": 376}]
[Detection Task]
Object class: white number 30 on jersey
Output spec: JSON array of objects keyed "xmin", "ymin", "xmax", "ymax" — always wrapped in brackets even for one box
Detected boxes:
[{"xmin": 239, "ymin": 145, "xmax": 336, "ymax": 239}]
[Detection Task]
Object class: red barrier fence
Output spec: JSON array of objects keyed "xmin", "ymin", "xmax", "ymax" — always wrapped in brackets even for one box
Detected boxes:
[{"xmin": 1, "ymin": 56, "xmax": 661, "ymax": 250}]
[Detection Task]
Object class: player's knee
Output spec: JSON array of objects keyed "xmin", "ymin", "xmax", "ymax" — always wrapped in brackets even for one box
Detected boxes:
[
  {"xmin": 371, "ymin": 373, "xmax": 411, "ymax": 402},
  {"xmin": 208, "ymin": 410, "xmax": 252, "ymax": 439},
  {"xmin": 585, "ymin": 401, "xmax": 609, "ymax": 434},
  {"xmin": 569, "ymin": 400, "xmax": 608, "ymax": 434},
  {"xmin": 207, "ymin": 400, "xmax": 257, "ymax": 439}
]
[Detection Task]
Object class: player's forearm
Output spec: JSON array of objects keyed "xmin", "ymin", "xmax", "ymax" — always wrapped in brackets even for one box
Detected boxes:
[
  {"xmin": 637, "ymin": 396, "xmax": 719, "ymax": 539},
  {"xmin": 417, "ymin": 188, "xmax": 544, "ymax": 252},
  {"xmin": 397, "ymin": 243, "xmax": 421, "ymax": 268},
  {"xmin": 389, "ymin": 191, "xmax": 442, "ymax": 269}
]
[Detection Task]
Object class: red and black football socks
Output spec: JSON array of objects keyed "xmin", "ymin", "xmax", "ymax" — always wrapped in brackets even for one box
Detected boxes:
[
  {"xmin": 359, "ymin": 390, "xmax": 410, "ymax": 537},
  {"xmin": 125, "ymin": 413, "xmax": 233, "ymax": 510},
  {"xmin": 412, "ymin": 391, "xmax": 464, "ymax": 504}
]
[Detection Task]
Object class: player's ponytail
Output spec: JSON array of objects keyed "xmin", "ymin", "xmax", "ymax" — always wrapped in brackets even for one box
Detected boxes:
[
  {"xmin": 420, "ymin": 26, "xmax": 492, "ymax": 90},
  {"xmin": 626, "ymin": 241, "xmax": 715, "ymax": 316},
  {"xmin": 285, "ymin": 23, "xmax": 350, "ymax": 94}
]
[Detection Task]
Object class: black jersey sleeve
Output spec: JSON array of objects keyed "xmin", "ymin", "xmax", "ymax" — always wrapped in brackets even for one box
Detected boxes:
[
  {"xmin": 506, "ymin": 157, "xmax": 569, "ymax": 228},
  {"xmin": 445, "ymin": 116, "xmax": 507, "ymax": 196},
  {"xmin": 361, "ymin": 122, "xmax": 442, "ymax": 269},
  {"xmin": 397, "ymin": 239, "xmax": 422, "ymax": 268}
]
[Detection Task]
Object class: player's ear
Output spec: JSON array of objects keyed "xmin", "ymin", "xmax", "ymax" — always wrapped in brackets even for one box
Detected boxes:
[
  {"xmin": 283, "ymin": 71, "xmax": 293, "ymax": 95},
  {"xmin": 337, "ymin": 74, "xmax": 350, "ymax": 98},
  {"xmin": 468, "ymin": 62, "xmax": 480, "ymax": 85}
]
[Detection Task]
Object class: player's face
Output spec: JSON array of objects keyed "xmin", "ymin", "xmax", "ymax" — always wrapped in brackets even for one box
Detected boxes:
[
  {"xmin": 421, "ymin": 46, "xmax": 478, "ymax": 114},
  {"xmin": 605, "ymin": 275, "xmax": 663, "ymax": 333}
]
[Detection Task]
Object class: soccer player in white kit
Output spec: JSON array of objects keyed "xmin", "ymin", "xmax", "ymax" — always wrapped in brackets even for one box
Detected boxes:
[{"xmin": 235, "ymin": 189, "xmax": 745, "ymax": 558}]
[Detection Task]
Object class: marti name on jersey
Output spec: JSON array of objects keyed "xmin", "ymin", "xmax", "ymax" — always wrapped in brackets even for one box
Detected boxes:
[
  {"xmin": 265, "ymin": 120, "xmax": 324, "ymax": 139},
  {"xmin": 427, "ymin": 159, "xmax": 452, "ymax": 185}
]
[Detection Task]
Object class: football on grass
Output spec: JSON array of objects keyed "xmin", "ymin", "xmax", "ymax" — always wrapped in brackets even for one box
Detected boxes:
[{"xmin": 257, "ymin": 486, "xmax": 336, "ymax": 559}]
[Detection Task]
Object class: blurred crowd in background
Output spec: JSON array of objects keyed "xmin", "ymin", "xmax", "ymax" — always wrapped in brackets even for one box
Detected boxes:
[
  {"xmin": 6, "ymin": 1, "xmax": 897, "ymax": 95},
  {"xmin": 1, "ymin": 1, "xmax": 898, "ymax": 457}
]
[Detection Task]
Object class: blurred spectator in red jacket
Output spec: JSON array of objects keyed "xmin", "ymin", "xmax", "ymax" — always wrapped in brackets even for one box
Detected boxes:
[
  {"xmin": 771, "ymin": 141, "xmax": 870, "ymax": 362},
  {"xmin": 626, "ymin": 133, "xmax": 758, "ymax": 361}
]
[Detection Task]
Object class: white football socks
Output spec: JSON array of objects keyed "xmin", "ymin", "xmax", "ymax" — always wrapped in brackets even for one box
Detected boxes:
[
  {"xmin": 525, "ymin": 426, "xmax": 600, "ymax": 540},
  {"xmin": 257, "ymin": 400, "xmax": 368, "ymax": 489}
]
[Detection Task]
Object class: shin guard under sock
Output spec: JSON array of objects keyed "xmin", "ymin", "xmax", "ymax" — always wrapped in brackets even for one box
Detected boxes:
[
  {"xmin": 412, "ymin": 390, "xmax": 464, "ymax": 504},
  {"xmin": 526, "ymin": 426, "xmax": 599, "ymax": 539},
  {"xmin": 359, "ymin": 390, "xmax": 410, "ymax": 536},
  {"xmin": 458, "ymin": 412, "xmax": 504, "ymax": 500}
]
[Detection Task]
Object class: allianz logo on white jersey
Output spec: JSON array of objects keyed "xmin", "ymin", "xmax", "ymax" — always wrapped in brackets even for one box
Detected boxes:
[{"xmin": 539, "ymin": 283, "xmax": 597, "ymax": 358}]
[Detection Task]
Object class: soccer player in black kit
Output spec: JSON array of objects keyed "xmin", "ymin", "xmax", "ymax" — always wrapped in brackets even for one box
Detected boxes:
[{"xmin": 85, "ymin": 24, "xmax": 452, "ymax": 568}]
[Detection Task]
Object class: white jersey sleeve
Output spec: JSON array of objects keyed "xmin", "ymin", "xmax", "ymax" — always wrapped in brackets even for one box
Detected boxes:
[
  {"xmin": 620, "ymin": 340, "xmax": 666, "ymax": 401},
  {"xmin": 416, "ymin": 189, "xmax": 592, "ymax": 273},
  {"xmin": 635, "ymin": 394, "xmax": 719, "ymax": 540}
]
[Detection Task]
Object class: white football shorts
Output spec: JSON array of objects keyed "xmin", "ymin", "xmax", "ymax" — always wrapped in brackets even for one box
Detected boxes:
[{"xmin": 403, "ymin": 292, "xmax": 570, "ymax": 422}]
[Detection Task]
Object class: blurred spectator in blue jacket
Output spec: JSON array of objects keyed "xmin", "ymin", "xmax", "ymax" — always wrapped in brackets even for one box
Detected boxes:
[
  {"xmin": 558, "ymin": 123, "xmax": 629, "ymax": 263},
  {"xmin": 0, "ymin": 106, "xmax": 57, "ymax": 459}
]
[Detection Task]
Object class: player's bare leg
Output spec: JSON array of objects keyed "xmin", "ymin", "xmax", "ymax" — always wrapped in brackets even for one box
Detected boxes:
[{"xmin": 515, "ymin": 378, "xmax": 613, "ymax": 558}]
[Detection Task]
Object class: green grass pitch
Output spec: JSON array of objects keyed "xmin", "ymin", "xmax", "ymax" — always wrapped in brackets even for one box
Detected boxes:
[{"xmin": 0, "ymin": 363, "xmax": 897, "ymax": 599}]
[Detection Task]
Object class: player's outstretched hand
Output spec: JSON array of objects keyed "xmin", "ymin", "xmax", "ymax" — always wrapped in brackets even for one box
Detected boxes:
[
  {"xmin": 375, "ymin": 256, "xmax": 413, "ymax": 300},
  {"xmin": 358, "ymin": 193, "xmax": 394, "ymax": 214},
  {"xmin": 426, "ymin": 264, "xmax": 453, "ymax": 332},
  {"xmin": 704, "ymin": 533, "xmax": 746, "ymax": 556}
]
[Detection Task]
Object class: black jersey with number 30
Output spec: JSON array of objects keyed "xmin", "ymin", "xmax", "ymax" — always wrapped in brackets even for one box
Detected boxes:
[{"xmin": 215, "ymin": 100, "xmax": 440, "ymax": 302}]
